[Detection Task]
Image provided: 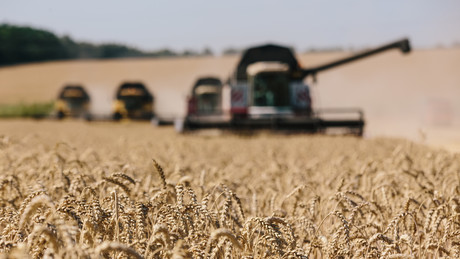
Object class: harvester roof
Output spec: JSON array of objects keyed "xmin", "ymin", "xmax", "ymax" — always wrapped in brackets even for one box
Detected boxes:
[
  {"xmin": 193, "ymin": 77, "xmax": 222, "ymax": 88},
  {"xmin": 247, "ymin": 62, "xmax": 289, "ymax": 76},
  {"xmin": 58, "ymin": 85, "xmax": 90, "ymax": 100},
  {"xmin": 234, "ymin": 44, "xmax": 300, "ymax": 81},
  {"xmin": 116, "ymin": 82, "xmax": 153, "ymax": 101},
  {"xmin": 191, "ymin": 77, "xmax": 222, "ymax": 95}
]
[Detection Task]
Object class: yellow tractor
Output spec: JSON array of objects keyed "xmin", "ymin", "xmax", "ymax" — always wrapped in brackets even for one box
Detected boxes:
[
  {"xmin": 112, "ymin": 82, "xmax": 154, "ymax": 120},
  {"xmin": 55, "ymin": 85, "xmax": 91, "ymax": 120}
]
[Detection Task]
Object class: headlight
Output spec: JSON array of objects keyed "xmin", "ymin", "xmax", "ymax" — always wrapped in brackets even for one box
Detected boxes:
[
  {"xmin": 55, "ymin": 100, "xmax": 68, "ymax": 112},
  {"xmin": 112, "ymin": 100, "xmax": 127, "ymax": 114}
]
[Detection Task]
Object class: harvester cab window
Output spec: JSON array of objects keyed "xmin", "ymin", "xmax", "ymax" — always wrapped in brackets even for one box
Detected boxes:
[
  {"xmin": 253, "ymin": 72, "xmax": 290, "ymax": 107},
  {"xmin": 117, "ymin": 84, "xmax": 153, "ymax": 103},
  {"xmin": 119, "ymin": 87, "xmax": 146, "ymax": 97},
  {"xmin": 59, "ymin": 87, "xmax": 89, "ymax": 107},
  {"xmin": 62, "ymin": 89, "xmax": 85, "ymax": 98}
]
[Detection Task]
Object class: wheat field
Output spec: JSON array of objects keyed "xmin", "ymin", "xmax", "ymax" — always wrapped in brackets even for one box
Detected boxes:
[
  {"xmin": 2, "ymin": 48, "xmax": 460, "ymax": 148},
  {"xmin": 0, "ymin": 120, "xmax": 459, "ymax": 258}
]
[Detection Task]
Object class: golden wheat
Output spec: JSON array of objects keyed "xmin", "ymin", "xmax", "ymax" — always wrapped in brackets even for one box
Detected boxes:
[{"xmin": 0, "ymin": 122, "xmax": 459, "ymax": 258}]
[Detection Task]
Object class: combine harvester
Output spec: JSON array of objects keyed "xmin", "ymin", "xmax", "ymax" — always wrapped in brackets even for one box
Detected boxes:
[
  {"xmin": 55, "ymin": 85, "xmax": 92, "ymax": 120},
  {"xmin": 178, "ymin": 38, "xmax": 411, "ymax": 135},
  {"xmin": 186, "ymin": 77, "xmax": 223, "ymax": 117},
  {"xmin": 112, "ymin": 82, "xmax": 154, "ymax": 121},
  {"xmin": 53, "ymin": 82, "xmax": 169, "ymax": 123}
]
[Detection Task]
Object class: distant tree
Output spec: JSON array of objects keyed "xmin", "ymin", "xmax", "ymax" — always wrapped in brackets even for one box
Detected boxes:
[
  {"xmin": 304, "ymin": 46, "xmax": 344, "ymax": 53},
  {"xmin": 0, "ymin": 24, "xmax": 68, "ymax": 65},
  {"xmin": 182, "ymin": 49, "xmax": 199, "ymax": 57},
  {"xmin": 0, "ymin": 23, "xmax": 216, "ymax": 66},
  {"xmin": 147, "ymin": 48, "xmax": 178, "ymax": 57},
  {"xmin": 98, "ymin": 43, "xmax": 144, "ymax": 58},
  {"xmin": 75, "ymin": 42, "xmax": 101, "ymax": 58},
  {"xmin": 202, "ymin": 47, "xmax": 214, "ymax": 56},
  {"xmin": 222, "ymin": 47, "xmax": 240, "ymax": 55},
  {"xmin": 60, "ymin": 36, "xmax": 75, "ymax": 58},
  {"xmin": 60, "ymin": 36, "xmax": 100, "ymax": 59}
]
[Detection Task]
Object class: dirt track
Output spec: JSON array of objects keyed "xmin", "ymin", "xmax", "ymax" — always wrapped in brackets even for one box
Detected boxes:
[{"xmin": 0, "ymin": 48, "xmax": 459, "ymax": 150}]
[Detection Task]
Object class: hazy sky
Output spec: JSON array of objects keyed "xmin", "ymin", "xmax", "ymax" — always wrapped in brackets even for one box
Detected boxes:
[{"xmin": 1, "ymin": 1, "xmax": 460, "ymax": 52}]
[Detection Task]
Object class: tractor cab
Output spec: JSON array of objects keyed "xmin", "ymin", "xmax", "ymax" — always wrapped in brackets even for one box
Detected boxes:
[
  {"xmin": 55, "ymin": 85, "xmax": 91, "ymax": 119},
  {"xmin": 112, "ymin": 82, "xmax": 154, "ymax": 120},
  {"xmin": 187, "ymin": 77, "xmax": 222, "ymax": 115}
]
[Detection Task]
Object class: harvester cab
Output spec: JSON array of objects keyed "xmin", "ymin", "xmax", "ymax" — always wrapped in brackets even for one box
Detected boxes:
[
  {"xmin": 187, "ymin": 77, "xmax": 223, "ymax": 115},
  {"xmin": 180, "ymin": 38, "xmax": 411, "ymax": 135},
  {"xmin": 55, "ymin": 85, "xmax": 91, "ymax": 120},
  {"xmin": 246, "ymin": 61, "xmax": 311, "ymax": 117},
  {"xmin": 112, "ymin": 82, "xmax": 154, "ymax": 121}
]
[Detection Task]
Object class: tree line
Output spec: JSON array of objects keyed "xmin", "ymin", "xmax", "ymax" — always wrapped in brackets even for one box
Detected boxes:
[
  {"xmin": 0, "ymin": 24, "xmax": 217, "ymax": 66},
  {"xmin": 3, "ymin": 23, "xmax": 401, "ymax": 67}
]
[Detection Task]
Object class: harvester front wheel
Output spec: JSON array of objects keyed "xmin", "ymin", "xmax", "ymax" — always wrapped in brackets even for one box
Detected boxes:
[
  {"xmin": 357, "ymin": 126, "xmax": 364, "ymax": 137},
  {"xmin": 113, "ymin": 112, "xmax": 122, "ymax": 121},
  {"xmin": 57, "ymin": 111, "xmax": 65, "ymax": 120},
  {"xmin": 84, "ymin": 113, "xmax": 93, "ymax": 122}
]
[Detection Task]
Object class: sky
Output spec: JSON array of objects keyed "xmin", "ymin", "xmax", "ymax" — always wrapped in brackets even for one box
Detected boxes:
[{"xmin": 1, "ymin": 1, "xmax": 460, "ymax": 53}]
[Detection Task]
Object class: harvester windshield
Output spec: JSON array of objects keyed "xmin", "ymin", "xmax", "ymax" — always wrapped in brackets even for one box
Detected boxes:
[
  {"xmin": 252, "ymin": 72, "xmax": 290, "ymax": 107},
  {"xmin": 61, "ymin": 89, "xmax": 86, "ymax": 99},
  {"xmin": 247, "ymin": 62, "xmax": 290, "ymax": 107},
  {"xmin": 188, "ymin": 77, "xmax": 222, "ymax": 115},
  {"xmin": 58, "ymin": 86, "xmax": 90, "ymax": 108},
  {"xmin": 116, "ymin": 83, "xmax": 153, "ymax": 110},
  {"xmin": 195, "ymin": 85, "xmax": 220, "ymax": 112},
  {"xmin": 59, "ymin": 86, "xmax": 89, "ymax": 99}
]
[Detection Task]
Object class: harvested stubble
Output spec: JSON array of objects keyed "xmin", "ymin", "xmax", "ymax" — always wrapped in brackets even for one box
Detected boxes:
[{"xmin": 0, "ymin": 122, "xmax": 459, "ymax": 258}]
